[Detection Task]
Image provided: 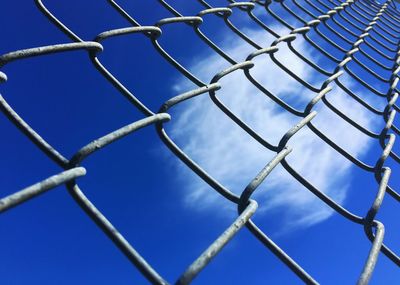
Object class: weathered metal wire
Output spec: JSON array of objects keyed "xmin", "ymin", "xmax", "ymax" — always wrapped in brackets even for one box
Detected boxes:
[{"xmin": 0, "ymin": 0, "xmax": 399, "ymax": 284}]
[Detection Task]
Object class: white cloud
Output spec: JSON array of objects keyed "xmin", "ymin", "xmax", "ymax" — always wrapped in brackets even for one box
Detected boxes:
[{"xmin": 167, "ymin": 26, "xmax": 379, "ymax": 232}]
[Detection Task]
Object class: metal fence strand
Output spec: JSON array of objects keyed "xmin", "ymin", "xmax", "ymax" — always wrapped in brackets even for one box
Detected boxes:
[{"xmin": 0, "ymin": 167, "xmax": 86, "ymax": 213}]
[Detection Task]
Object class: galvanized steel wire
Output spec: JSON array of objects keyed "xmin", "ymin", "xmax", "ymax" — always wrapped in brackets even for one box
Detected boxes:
[{"xmin": 0, "ymin": 0, "xmax": 399, "ymax": 284}]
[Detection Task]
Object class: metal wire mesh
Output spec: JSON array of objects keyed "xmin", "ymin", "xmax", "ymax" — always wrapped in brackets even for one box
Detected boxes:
[{"xmin": 0, "ymin": 0, "xmax": 399, "ymax": 284}]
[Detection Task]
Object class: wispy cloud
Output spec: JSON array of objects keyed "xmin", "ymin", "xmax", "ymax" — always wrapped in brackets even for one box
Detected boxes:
[{"xmin": 168, "ymin": 26, "xmax": 378, "ymax": 233}]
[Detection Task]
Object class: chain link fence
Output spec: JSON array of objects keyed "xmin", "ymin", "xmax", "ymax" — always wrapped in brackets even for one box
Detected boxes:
[{"xmin": 0, "ymin": 0, "xmax": 399, "ymax": 284}]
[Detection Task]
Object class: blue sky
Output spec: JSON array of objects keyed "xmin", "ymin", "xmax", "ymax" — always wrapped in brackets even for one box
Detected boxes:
[{"xmin": 0, "ymin": 0, "xmax": 399, "ymax": 284}]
